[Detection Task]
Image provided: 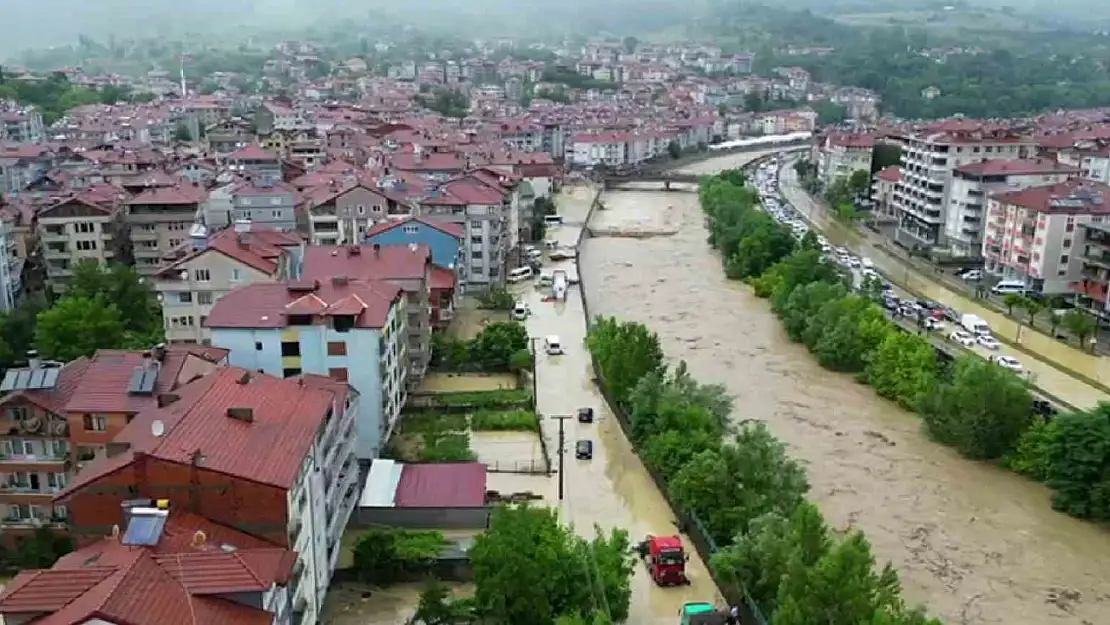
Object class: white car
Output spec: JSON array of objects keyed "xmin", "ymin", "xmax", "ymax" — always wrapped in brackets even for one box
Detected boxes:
[
  {"xmin": 924, "ymin": 318, "xmax": 946, "ymax": 332},
  {"xmin": 977, "ymin": 335, "xmax": 1002, "ymax": 350},
  {"xmin": 949, "ymin": 331, "xmax": 976, "ymax": 347},
  {"xmin": 991, "ymin": 355, "xmax": 1023, "ymax": 372}
]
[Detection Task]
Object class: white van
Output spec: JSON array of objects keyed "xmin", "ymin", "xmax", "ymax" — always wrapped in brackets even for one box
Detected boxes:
[
  {"xmin": 544, "ymin": 335, "xmax": 563, "ymax": 355},
  {"xmin": 511, "ymin": 302, "xmax": 530, "ymax": 320},
  {"xmin": 544, "ymin": 215, "xmax": 564, "ymax": 226},
  {"xmin": 507, "ymin": 266, "xmax": 534, "ymax": 283},
  {"xmin": 960, "ymin": 313, "xmax": 991, "ymax": 336},
  {"xmin": 991, "ymin": 280, "xmax": 1029, "ymax": 295}
]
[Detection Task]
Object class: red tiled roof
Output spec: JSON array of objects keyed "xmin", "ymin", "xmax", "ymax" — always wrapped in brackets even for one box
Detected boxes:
[
  {"xmin": 59, "ymin": 368, "xmax": 349, "ymax": 494},
  {"xmin": 205, "ymin": 279, "xmax": 401, "ymax": 329},
  {"xmin": 64, "ymin": 346, "xmax": 224, "ymax": 414},
  {"xmin": 992, "ymin": 180, "xmax": 1110, "ymax": 215},
  {"xmin": 301, "ymin": 243, "xmax": 431, "ymax": 282},
  {"xmin": 394, "ymin": 462, "xmax": 487, "ymax": 507},
  {"xmin": 0, "ymin": 358, "xmax": 90, "ymax": 415},
  {"xmin": 826, "ymin": 132, "xmax": 875, "ymax": 149},
  {"xmin": 229, "ymin": 144, "xmax": 278, "ymax": 161},
  {"xmin": 155, "ymin": 227, "xmax": 302, "ymax": 278},
  {"xmin": 877, "ymin": 166, "xmax": 900, "ymax": 182},
  {"xmin": 364, "ymin": 215, "xmax": 463, "ymax": 239},
  {"xmin": 956, "ymin": 158, "xmax": 1076, "ymax": 176},
  {"xmin": 430, "ymin": 264, "xmax": 457, "ymax": 290},
  {"xmin": 423, "ymin": 178, "xmax": 505, "ymax": 206},
  {"xmin": 127, "ymin": 183, "xmax": 207, "ymax": 206}
]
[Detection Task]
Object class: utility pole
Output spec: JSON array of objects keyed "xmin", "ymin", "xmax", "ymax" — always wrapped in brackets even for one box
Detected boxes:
[{"xmin": 550, "ymin": 414, "xmax": 573, "ymax": 501}]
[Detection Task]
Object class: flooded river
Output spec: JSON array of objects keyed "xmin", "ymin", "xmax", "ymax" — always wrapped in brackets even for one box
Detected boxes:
[{"xmin": 579, "ymin": 151, "xmax": 1110, "ymax": 625}]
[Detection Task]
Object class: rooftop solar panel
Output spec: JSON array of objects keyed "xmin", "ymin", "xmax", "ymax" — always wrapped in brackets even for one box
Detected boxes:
[{"xmin": 121, "ymin": 510, "xmax": 168, "ymax": 546}]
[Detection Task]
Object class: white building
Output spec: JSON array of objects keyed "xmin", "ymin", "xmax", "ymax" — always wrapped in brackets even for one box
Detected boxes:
[
  {"xmin": 1056, "ymin": 142, "xmax": 1110, "ymax": 184},
  {"xmin": 816, "ymin": 132, "xmax": 875, "ymax": 188}
]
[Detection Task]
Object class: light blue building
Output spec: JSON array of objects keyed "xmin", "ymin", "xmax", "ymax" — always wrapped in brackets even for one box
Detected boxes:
[
  {"xmin": 365, "ymin": 216, "xmax": 461, "ymax": 270},
  {"xmin": 206, "ymin": 278, "xmax": 408, "ymax": 461}
]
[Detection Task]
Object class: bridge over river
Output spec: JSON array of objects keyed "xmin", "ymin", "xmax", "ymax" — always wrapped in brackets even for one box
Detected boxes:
[{"xmin": 602, "ymin": 172, "xmax": 702, "ymax": 191}]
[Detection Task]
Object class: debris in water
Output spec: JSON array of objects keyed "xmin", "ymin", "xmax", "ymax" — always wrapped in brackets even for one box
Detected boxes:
[{"xmin": 1046, "ymin": 587, "xmax": 1082, "ymax": 613}]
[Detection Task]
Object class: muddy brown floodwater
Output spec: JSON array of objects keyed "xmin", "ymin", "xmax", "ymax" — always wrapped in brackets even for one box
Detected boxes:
[{"xmin": 580, "ymin": 153, "xmax": 1110, "ymax": 625}]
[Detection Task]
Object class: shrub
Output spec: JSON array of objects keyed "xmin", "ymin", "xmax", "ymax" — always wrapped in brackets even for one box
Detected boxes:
[{"xmin": 470, "ymin": 409, "xmax": 537, "ymax": 431}]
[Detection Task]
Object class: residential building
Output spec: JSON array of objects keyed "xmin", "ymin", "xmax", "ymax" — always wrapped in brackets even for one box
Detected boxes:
[
  {"xmin": 1055, "ymin": 141, "xmax": 1110, "ymax": 184},
  {"xmin": 1073, "ymin": 221, "xmax": 1110, "ymax": 319},
  {"xmin": 365, "ymin": 216, "xmax": 463, "ymax": 269},
  {"xmin": 126, "ymin": 182, "xmax": 208, "ymax": 276},
  {"xmin": 230, "ymin": 180, "xmax": 301, "ymax": 231},
  {"xmin": 301, "ymin": 243, "xmax": 433, "ymax": 385},
  {"xmin": 944, "ymin": 159, "xmax": 1076, "ymax": 259},
  {"xmin": 871, "ymin": 166, "xmax": 900, "ymax": 219},
  {"xmin": 984, "ymin": 180, "xmax": 1110, "ymax": 295},
  {"xmin": 893, "ymin": 123, "xmax": 1035, "ymax": 247},
  {"xmin": 816, "ymin": 133, "xmax": 874, "ymax": 188},
  {"xmin": 0, "ymin": 345, "xmax": 227, "ymax": 542},
  {"xmin": 207, "ymin": 278, "xmax": 406, "ymax": 460},
  {"xmin": 228, "ymin": 145, "xmax": 283, "ymax": 185},
  {"xmin": 570, "ymin": 132, "xmax": 629, "ymax": 168},
  {"xmin": 37, "ymin": 191, "xmax": 123, "ymax": 289},
  {"xmin": 417, "ymin": 175, "xmax": 511, "ymax": 290},
  {"xmin": 47, "ymin": 367, "xmax": 360, "ymax": 625},
  {"xmin": 1, "ymin": 107, "xmax": 45, "ymax": 143},
  {"xmin": 153, "ymin": 225, "xmax": 304, "ymax": 343},
  {"xmin": 0, "ymin": 143, "xmax": 52, "ymax": 194},
  {"xmin": 0, "ymin": 217, "xmax": 21, "ymax": 311},
  {"xmin": 303, "ymin": 179, "xmax": 396, "ymax": 245},
  {"xmin": 0, "ymin": 506, "xmax": 296, "ymax": 625},
  {"xmin": 429, "ymin": 264, "xmax": 459, "ymax": 329}
]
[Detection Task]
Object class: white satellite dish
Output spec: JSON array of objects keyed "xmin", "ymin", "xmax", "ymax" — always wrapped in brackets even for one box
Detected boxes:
[{"xmin": 152, "ymin": 420, "xmax": 165, "ymax": 437}]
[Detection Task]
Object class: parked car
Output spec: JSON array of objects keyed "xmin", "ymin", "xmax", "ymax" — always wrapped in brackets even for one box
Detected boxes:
[
  {"xmin": 575, "ymin": 439, "xmax": 593, "ymax": 460},
  {"xmin": 949, "ymin": 331, "xmax": 977, "ymax": 347},
  {"xmin": 577, "ymin": 407, "xmax": 594, "ymax": 423},
  {"xmin": 977, "ymin": 335, "xmax": 1002, "ymax": 350}
]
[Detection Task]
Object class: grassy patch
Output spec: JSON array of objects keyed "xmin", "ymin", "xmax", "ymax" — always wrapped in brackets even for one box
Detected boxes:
[
  {"xmin": 421, "ymin": 431, "xmax": 476, "ymax": 462},
  {"xmin": 432, "ymin": 388, "xmax": 532, "ymax": 408},
  {"xmin": 401, "ymin": 412, "xmax": 468, "ymax": 433},
  {"xmin": 470, "ymin": 409, "xmax": 539, "ymax": 431}
]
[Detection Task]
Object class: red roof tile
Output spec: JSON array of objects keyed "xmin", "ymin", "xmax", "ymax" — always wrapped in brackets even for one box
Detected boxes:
[
  {"xmin": 301, "ymin": 243, "xmax": 431, "ymax": 282},
  {"xmin": 394, "ymin": 462, "xmax": 487, "ymax": 507},
  {"xmin": 64, "ymin": 346, "xmax": 223, "ymax": 415},
  {"xmin": 877, "ymin": 166, "xmax": 901, "ymax": 182},
  {"xmin": 155, "ymin": 227, "xmax": 302, "ymax": 278},
  {"xmin": 430, "ymin": 264, "xmax": 457, "ymax": 290},
  {"xmin": 992, "ymin": 180, "xmax": 1110, "ymax": 215},
  {"xmin": 364, "ymin": 215, "xmax": 463, "ymax": 239},
  {"xmin": 0, "ymin": 358, "xmax": 90, "ymax": 415},
  {"xmin": 229, "ymin": 144, "xmax": 279, "ymax": 161},
  {"xmin": 955, "ymin": 158, "xmax": 1076, "ymax": 176},
  {"xmin": 205, "ymin": 279, "xmax": 401, "ymax": 329},
  {"xmin": 126, "ymin": 183, "xmax": 207, "ymax": 206}
]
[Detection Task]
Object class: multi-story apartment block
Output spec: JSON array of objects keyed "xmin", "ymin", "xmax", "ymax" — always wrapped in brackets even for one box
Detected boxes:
[
  {"xmin": 301, "ymin": 243, "xmax": 433, "ymax": 386},
  {"xmin": 126, "ymin": 182, "xmax": 208, "ymax": 276},
  {"xmin": 984, "ymin": 180, "xmax": 1110, "ymax": 295},
  {"xmin": 943, "ymin": 159, "xmax": 1077, "ymax": 259},
  {"xmin": 497, "ymin": 120, "xmax": 544, "ymax": 152},
  {"xmin": 1, "ymin": 107, "xmax": 45, "ymax": 143},
  {"xmin": 34, "ymin": 367, "xmax": 359, "ymax": 625},
  {"xmin": 417, "ymin": 175, "xmax": 512, "ymax": 290},
  {"xmin": 0, "ymin": 217, "xmax": 22, "ymax": 311},
  {"xmin": 152, "ymin": 225, "xmax": 304, "ymax": 344},
  {"xmin": 893, "ymin": 123, "xmax": 1036, "ymax": 248},
  {"xmin": 1074, "ymin": 221, "xmax": 1110, "ymax": 319},
  {"xmin": 815, "ymin": 133, "xmax": 874, "ymax": 189},
  {"xmin": 207, "ymin": 278, "xmax": 406, "ymax": 461},
  {"xmin": 228, "ymin": 144, "xmax": 284, "ymax": 185},
  {"xmin": 303, "ymin": 179, "xmax": 396, "ymax": 245},
  {"xmin": 38, "ymin": 192, "xmax": 123, "ymax": 289},
  {"xmin": 871, "ymin": 166, "xmax": 900, "ymax": 218},
  {"xmin": 0, "ymin": 143, "xmax": 51, "ymax": 194},
  {"xmin": 0, "ymin": 345, "xmax": 227, "ymax": 543},
  {"xmin": 1055, "ymin": 141, "xmax": 1110, "ymax": 184},
  {"xmin": 230, "ymin": 180, "xmax": 301, "ymax": 230}
]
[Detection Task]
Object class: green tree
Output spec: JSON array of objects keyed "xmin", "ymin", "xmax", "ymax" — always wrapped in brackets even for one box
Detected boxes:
[
  {"xmin": 847, "ymin": 169, "xmax": 871, "ymax": 199},
  {"xmin": 469, "ymin": 321, "xmax": 528, "ymax": 370},
  {"xmin": 815, "ymin": 100, "xmax": 848, "ymax": 125},
  {"xmin": 918, "ymin": 356, "xmax": 1033, "ymax": 460},
  {"xmin": 413, "ymin": 580, "xmax": 475, "ymax": 625},
  {"xmin": 866, "ymin": 331, "xmax": 939, "ymax": 410},
  {"xmin": 805, "ymin": 295, "xmax": 891, "ymax": 372},
  {"xmin": 667, "ymin": 140, "xmax": 682, "ymax": 159},
  {"xmin": 669, "ymin": 423, "xmax": 809, "ymax": 545},
  {"xmin": 35, "ymin": 296, "xmax": 126, "ymax": 361},
  {"xmin": 1023, "ymin": 297, "xmax": 1043, "ymax": 326},
  {"xmin": 173, "ymin": 123, "xmax": 192, "ymax": 142},
  {"xmin": 1062, "ymin": 309, "xmax": 1098, "ymax": 349},
  {"xmin": 352, "ymin": 528, "xmax": 447, "ymax": 585},
  {"xmin": 587, "ymin": 317, "xmax": 664, "ymax": 407},
  {"xmin": 778, "ymin": 281, "xmax": 847, "ymax": 342},
  {"xmin": 1045, "ymin": 405, "xmax": 1110, "ymax": 520},
  {"xmin": 68, "ymin": 260, "xmax": 162, "ymax": 336},
  {"xmin": 1003, "ymin": 293, "xmax": 1024, "ymax": 316},
  {"xmin": 1004, "ymin": 418, "xmax": 1060, "ymax": 482},
  {"xmin": 622, "ymin": 36, "xmax": 639, "ymax": 54}
]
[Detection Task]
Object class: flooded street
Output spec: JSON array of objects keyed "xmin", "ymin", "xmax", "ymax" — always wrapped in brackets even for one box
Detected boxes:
[
  {"xmin": 579, "ymin": 154, "xmax": 1110, "ymax": 625},
  {"xmin": 510, "ymin": 185, "xmax": 725, "ymax": 624},
  {"xmin": 779, "ymin": 162, "xmax": 1110, "ymax": 409}
]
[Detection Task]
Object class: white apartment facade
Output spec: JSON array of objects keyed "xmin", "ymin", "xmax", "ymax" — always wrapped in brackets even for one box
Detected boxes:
[
  {"xmin": 1056, "ymin": 142, "xmax": 1110, "ymax": 184},
  {"xmin": 893, "ymin": 124, "xmax": 1036, "ymax": 248},
  {"xmin": 943, "ymin": 159, "xmax": 1076, "ymax": 259},
  {"xmin": 37, "ymin": 195, "xmax": 120, "ymax": 289},
  {"xmin": 816, "ymin": 133, "xmax": 874, "ymax": 188},
  {"xmin": 983, "ymin": 180, "xmax": 1110, "ymax": 295}
]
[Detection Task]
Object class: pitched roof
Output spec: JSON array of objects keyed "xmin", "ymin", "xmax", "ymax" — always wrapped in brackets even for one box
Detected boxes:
[
  {"xmin": 155, "ymin": 227, "xmax": 302, "ymax": 278},
  {"xmin": 992, "ymin": 180, "xmax": 1110, "ymax": 214},
  {"xmin": 0, "ymin": 358, "xmax": 90, "ymax": 415},
  {"xmin": 394, "ymin": 462, "xmax": 487, "ymax": 507},
  {"xmin": 63, "ymin": 346, "xmax": 225, "ymax": 414},
  {"xmin": 229, "ymin": 144, "xmax": 278, "ymax": 160},
  {"xmin": 205, "ymin": 280, "xmax": 401, "ymax": 329},
  {"xmin": 364, "ymin": 215, "xmax": 463, "ymax": 239},
  {"xmin": 955, "ymin": 158, "xmax": 1076, "ymax": 177},
  {"xmin": 301, "ymin": 243, "xmax": 431, "ymax": 282},
  {"xmin": 0, "ymin": 512, "xmax": 291, "ymax": 625},
  {"xmin": 59, "ymin": 368, "xmax": 349, "ymax": 495}
]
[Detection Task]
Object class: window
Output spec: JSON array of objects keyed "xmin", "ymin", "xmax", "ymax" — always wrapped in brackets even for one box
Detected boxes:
[
  {"xmin": 255, "ymin": 341, "xmax": 263, "ymax": 351},
  {"xmin": 83, "ymin": 415, "xmax": 107, "ymax": 432},
  {"xmin": 271, "ymin": 197, "xmax": 282, "ymax": 205},
  {"xmin": 178, "ymin": 292, "xmax": 193, "ymax": 303},
  {"xmin": 14, "ymin": 439, "xmax": 33, "ymax": 455},
  {"xmin": 197, "ymin": 291, "xmax": 213, "ymax": 305},
  {"xmin": 281, "ymin": 341, "xmax": 301, "ymax": 357},
  {"xmin": 402, "ymin": 224, "xmax": 419, "ymax": 235},
  {"xmin": 48, "ymin": 473, "xmax": 66, "ymax": 490},
  {"xmin": 288, "ymin": 314, "xmax": 312, "ymax": 326},
  {"xmin": 1063, "ymin": 238, "xmax": 1073, "ymax": 248},
  {"xmin": 282, "ymin": 368, "xmax": 302, "ymax": 378},
  {"xmin": 333, "ymin": 315, "xmax": 355, "ymax": 333},
  {"xmin": 357, "ymin": 205, "xmax": 366, "ymax": 215},
  {"xmin": 76, "ymin": 240, "xmax": 98, "ymax": 251},
  {"xmin": 194, "ymin": 269, "xmax": 211, "ymax": 281},
  {"xmin": 328, "ymin": 367, "xmax": 349, "ymax": 382},
  {"xmin": 7, "ymin": 406, "xmax": 28, "ymax": 420},
  {"xmin": 327, "ymin": 341, "xmax": 347, "ymax": 356},
  {"xmin": 53, "ymin": 505, "xmax": 67, "ymax": 520},
  {"xmin": 75, "ymin": 222, "xmax": 94, "ymax": 234},
  {"xmin": 231, "ymin": 268, "xmax": 242, "ymax": 281},
  {"xmin": 1060, "ymin": 255, "xmax": 1070, "ymax": 265}
]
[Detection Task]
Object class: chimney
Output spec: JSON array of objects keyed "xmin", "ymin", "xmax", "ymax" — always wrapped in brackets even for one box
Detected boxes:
[
  {"xmin": 27, "ymin": 350, "xmax": 40, "ymax": 370},
  {"xmin": 347, "ymin": 244, "xmax": 361, "ymax": 256},
  {"xmin": 227, "ymin": 407, "xmax": 254, "ymax": 422},
  {"xmin": 332, "ymin": 275, "xmax": 349, "ymax": 286},
  {"xmin": 141, "ymin": 350, "xmax": 153, "ymax": 367},
  {"xmin": 153, "ymin": 343, "xmax": 167, "ymax": 362},
  {"xmin": 373, "ymin": 243, "xmax": 381, "ymax": 255}
]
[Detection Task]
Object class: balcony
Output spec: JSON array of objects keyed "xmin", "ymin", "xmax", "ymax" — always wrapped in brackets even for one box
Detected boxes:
[
  {"xmin": 40, "ymin": 230, "xmax": 66, "ymax": 244},
  {"xmin": 0, "ymin": 482, "xmax": 62, "ymax": 495},
  {"xmin": 1084, "ymin": 250, "xmax": 1110, "ymax": 270},
  {"xmin": 1071, "ymin": 278, "xmax": 1109, "ymax": 303},
  {"xmin": 438, "ymin": 306, "xmax": 454, "ymax": 322},
  {"xmin": 2, "ymin": 515, "xmax": 66, "ymax": 529},
  {"xmin": 0, "ymin": 451, "xmax": 67, "ymax": 466}
]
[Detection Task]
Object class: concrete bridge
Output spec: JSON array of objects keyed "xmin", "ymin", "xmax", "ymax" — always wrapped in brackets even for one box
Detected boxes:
[{"xmin": 601, "ymin": 172, "xmax": 702, "ymax": 191}]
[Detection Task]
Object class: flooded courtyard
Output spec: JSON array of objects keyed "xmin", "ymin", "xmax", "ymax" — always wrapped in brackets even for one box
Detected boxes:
[{"xmin": 579, "ymin": 151, "xmax": 1110, "ymax": 625}]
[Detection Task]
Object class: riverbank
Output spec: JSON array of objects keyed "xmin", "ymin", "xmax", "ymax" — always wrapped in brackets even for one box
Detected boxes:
[{"xmin": 580, "ymin": 157, "xmax": 1110, "ymax": 625}]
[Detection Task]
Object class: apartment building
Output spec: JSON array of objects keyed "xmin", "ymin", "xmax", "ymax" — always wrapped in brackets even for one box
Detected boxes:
[
  {"xmin": 815, "ymin": 133, "xmax": 874, "ymax": 188},
  {"xmin": 229, "ymin": 144, "xmax": 284, "ymax": 185},
  {"xmin": 1055, "ymin": 141, "xmax": 1110, "ymax": 184},
  {"xmin": 0, "ymin": 217, "xmax": 22, "ymax": 311},
  {"xmin": 301, "ymin": 243, "xmax": 433, "ymax": 385},
  {"xmin": 1, "ymin": 107, "xmax": 45, "ymax": 143},
  {"xmin": 0, "ymin": 345, "xmax": 227, "ymax": 542},
  {"xmin": 152, "ymin": 224, "xmax": 304, "ymax": 343},
  {"xmin": 126, "ymin": 182, "xmax": 208, "ymax": 276},
  {"xmin": 230, "ymin": 179, "xmax": 301, "ymax": 230},
  {"xmin": 42, "ymin": 368, "xmax": 359, "ymax": 625},
  {"xmin": 871, "ymin": 166, "xmax": 900, "ymax": 218},
  {"xmin": 207, "ymin": 278, "xmax": 406, "ymax": 461},
  {"xmin": 37, "ymin": 191, "xmax": 123, "ymax": 288},
  {"xmin": 0, "ymin": 143, "xmax": 52, "ymax": 195},
  {"xmin": 893, "ymin": 123, "xmax": 1035, "ymax": 248},
  {"xmin": 0, "ymin": 504, "xmax": 296, "ymax": 625},
  {"xmin": 417, "ymin": 175, "xmax": 512, "ymax": 290},
  {"xmin": 1073, "ymin": 222, "xmax": 1110, "ymax": 319},
  {"xmin": 943, "ymin": 159, "xmax": 1077, "ymax": 259},
  {"xmin": 303, "ymin": 179, "xmax": 396, "ymax": 245},
  {"xmin": 984, "ymin": 180, "xmax": 1110, "ymax": 295}
]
